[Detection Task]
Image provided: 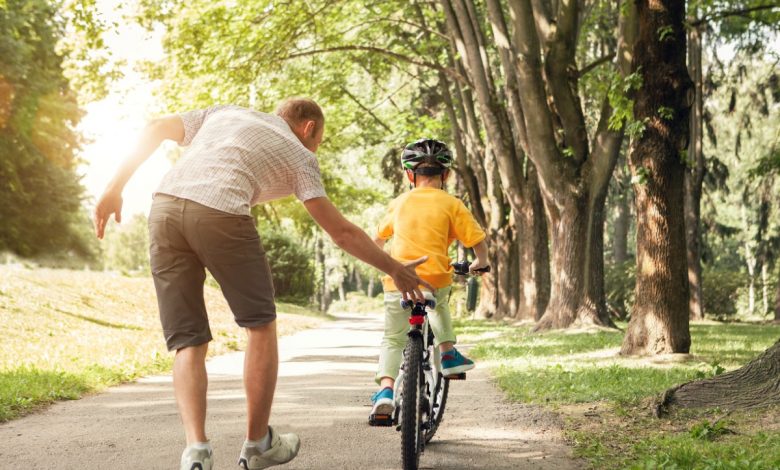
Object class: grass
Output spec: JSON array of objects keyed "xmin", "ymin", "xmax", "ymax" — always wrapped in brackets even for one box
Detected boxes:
[
  {"xmin": 0, "ymin": 265, "xmax": 326, "ymax": 422},
  {"xmin": 327, "ymin": 290, "xmax": 385, "ymax": 315},
  {"xmin": 455, "ymin": 317, "xmax": 780, "ymax": 469}
]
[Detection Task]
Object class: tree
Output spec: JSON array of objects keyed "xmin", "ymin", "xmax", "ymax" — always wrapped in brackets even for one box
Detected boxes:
[
  {"xmin": 657, "ymin": 339, "xmax": 780, "ymax": 413},
  {"xmin": 438, "ymin": 0, "xmax": 639, "ymax": 329},
  {"xmin": 683, "ymin": 0, "xmax": 780, "ymax": 320},
  {"xmin": 0, "ymin": 0, "xmax": 94, "ymax": 259},
  {"xmin": 621, "ymin": 0, "xmax": 692, "ymax": 355}
]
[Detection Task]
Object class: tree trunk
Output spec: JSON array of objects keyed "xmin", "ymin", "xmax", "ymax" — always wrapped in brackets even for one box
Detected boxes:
[
  {"xmin": 685, "ymin": 22, "xmax": 705, "ymax": 321},
  {"xmin": 613, "ymin": 193, "xmax": 630, "ymax": 265},
  {"xmin": 518, "ymin": 167, "xmax": 550, "ymax": 321},
  {"xmin": 354, "ymin": 269, "xmax": 363, "ymax": 292},
  {"xmin": 535, "ymin": 191, "xmax": 613, "ymax": 330},
  {"xmin": 621, "ymin": 0, "xmax": 692, "ymax": 356},
  {"xmin": 367, "ymin": 276, "xmax": 375, "ymax": 298},
  {"xmin": 476, "ymin": 228, "xmax": 502, "ymax": 319},
  {"xmin": 762, "ymin": 263, "xmax": 769, "ymax": 315},
  {"xmin": 657, "ymin": 340, "xmax": 780, "ymax": 414},
  {"xmin": 775, "ymin": 269, "xmax": 780, "ymax": 322},
  {"xmin": 495, "ymin": 225, "xmax": 520, "ymax": 320},
  {"xmin": 317, "ymin": 235, "xmax": 331, "ymax": 312}
]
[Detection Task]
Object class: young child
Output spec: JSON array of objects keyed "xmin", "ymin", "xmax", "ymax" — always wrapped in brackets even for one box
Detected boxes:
[{"xmin": 369, "ymin": 138, "xmax": 489, "ymax": 424}]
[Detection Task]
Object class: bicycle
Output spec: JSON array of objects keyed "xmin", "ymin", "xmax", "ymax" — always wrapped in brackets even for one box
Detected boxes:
[{"xmin": 370, "ymin": 261, "xmax": 490, "ymax": 470}]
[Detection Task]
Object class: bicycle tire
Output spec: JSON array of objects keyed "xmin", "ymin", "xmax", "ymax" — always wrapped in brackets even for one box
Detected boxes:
[
  {"xmin": 401, "ymin": 334, "xmax": 424, "ymax": 470},
  {"xmin": 424, "ymin": 374, "xmax": 449, "ymax": 443}
]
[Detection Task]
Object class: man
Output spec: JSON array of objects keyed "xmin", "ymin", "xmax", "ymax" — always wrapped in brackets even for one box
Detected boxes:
[{"xmin": 93, "ymin": 98, "xmax": 432, "ymax": 470}]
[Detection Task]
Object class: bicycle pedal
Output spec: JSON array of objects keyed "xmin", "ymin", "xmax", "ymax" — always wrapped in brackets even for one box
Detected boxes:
[
  {"xmin": 446, "ymin": 373, "xmax": 466, "ymax": 380},
  {"xmin": 369, "ymin": 413, "xmax": 394, "ymax": 427}
]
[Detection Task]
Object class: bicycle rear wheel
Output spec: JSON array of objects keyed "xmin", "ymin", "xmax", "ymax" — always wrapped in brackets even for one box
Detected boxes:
[{"xmin": 400, "ymin": 334, "xmax": 424, "ymax": 470}]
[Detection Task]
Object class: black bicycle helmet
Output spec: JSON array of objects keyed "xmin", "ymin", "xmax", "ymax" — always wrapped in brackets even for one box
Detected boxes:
[{"xmin": 401, "ymin": 139, "xmax": 453, "ymax": 175}]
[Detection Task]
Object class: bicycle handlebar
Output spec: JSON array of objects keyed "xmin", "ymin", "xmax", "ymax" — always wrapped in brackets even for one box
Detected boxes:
[{"xmin": 451, "ymin": 261, "xmax": 491, "ymax": 276}]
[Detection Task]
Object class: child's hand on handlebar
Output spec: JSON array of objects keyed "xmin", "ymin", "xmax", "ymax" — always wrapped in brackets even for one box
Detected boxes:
[{"xmin": 469, "ymin": 258, "xmax": 489, "ymax": 274}]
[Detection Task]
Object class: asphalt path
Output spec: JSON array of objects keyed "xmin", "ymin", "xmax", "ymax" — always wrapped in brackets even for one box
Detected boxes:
[{"xmin": 0, "ymin": 313, "xmax": 580, "ymax": 469}]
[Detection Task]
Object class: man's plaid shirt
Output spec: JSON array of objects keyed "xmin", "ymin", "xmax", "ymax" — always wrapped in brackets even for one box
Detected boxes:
[{"xmin": 155, "ymin": 105, "xmax": 327, "ymax": 215}]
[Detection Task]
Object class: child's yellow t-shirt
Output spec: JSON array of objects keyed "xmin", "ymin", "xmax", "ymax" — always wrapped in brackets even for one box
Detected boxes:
[{"xmin": 376, "ymin": 187, "xmax": 486, "ymax": 291}]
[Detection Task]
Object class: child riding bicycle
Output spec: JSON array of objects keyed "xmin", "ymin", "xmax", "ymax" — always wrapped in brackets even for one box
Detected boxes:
[{"xmin": 369, "ymin": 138, "xmax": 489, "ymax": 424}]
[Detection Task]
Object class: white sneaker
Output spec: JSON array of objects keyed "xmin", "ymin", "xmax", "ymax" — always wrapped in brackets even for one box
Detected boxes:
[
  {"xmin": 181, "ymin": 444, "xmax": 213, "ymax": 470},
  {"xmin": 237, "ymin": 426, "xmax": 300, "ymax": 469}
]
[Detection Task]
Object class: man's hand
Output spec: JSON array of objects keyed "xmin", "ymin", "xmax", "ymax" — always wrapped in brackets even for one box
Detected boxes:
[
  {"xmin": 94, "ymin": 190, "xmax": 123, "ymax": 239},
  {"xmin": 391, "ymin": 256, "xmax": 434, "ymax": 301}
]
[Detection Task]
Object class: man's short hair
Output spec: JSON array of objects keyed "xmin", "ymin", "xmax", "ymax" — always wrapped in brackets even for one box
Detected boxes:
[{"xmin": 275, "ymin": 98, "xmax": 324, "ymax": 134}]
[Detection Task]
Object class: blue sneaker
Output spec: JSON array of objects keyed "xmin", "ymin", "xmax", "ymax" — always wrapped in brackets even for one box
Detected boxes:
[
  {"xmin": 441, "ymin": 348, "xmax": 475, "ymax": 376},
  {"xmin": 368, "ymin": 387, "xmax": 394, "ymax": 426}
]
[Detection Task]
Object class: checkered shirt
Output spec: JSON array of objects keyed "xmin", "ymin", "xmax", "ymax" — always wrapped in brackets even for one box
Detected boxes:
[{"xmin": 154, "ymin": 105, "xmax": 327, "ymax": 215}]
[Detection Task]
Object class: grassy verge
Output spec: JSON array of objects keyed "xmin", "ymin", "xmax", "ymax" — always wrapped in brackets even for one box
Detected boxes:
[
  {"xmin": 455, "ymin": 318, "xmax": 780, "ymax": 469},
  {"xmin": 0, "ymin": 265, "xmax": 326, "ymax": 422}
]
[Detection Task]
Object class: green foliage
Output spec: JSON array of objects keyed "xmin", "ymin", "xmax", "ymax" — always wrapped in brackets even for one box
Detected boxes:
[
  {"xmin": 607, "ymin": 70, "xmax": 644, "ymax": 135},
  {"xmin": 101, "ymin": 213, "xmax": 149, "ymax": 274},
  {"xmin": 702, "ymin": 268, "xmax": 747, "ymax": 318},
  {"xmin": 689, "ymin": 419, "xmax": 733, "ymax": 440},
  {"xmin": 605, "ymin": 261, "xmax": 635, "ymax": 318},
  {"xmin": 694, "ymin": 361, "xmax": 726, "ymax": 379},
  {"xmin": 631, "ymin": 166, "xmax": 651, "ymax": 185},
  {"xmin": 657, "ymin": 25, "xmax": 674, "ymax": 42},
  {"xmin": 259, "ymin": 227, "xmax": 315, "ymax": 303},
  {"xmin": 0, "ymin": 0, "xmax": 95, "ymax": 260},
  {"xmin": 658, "ymin": 106, "xmax": 675, "ymax": 120}
]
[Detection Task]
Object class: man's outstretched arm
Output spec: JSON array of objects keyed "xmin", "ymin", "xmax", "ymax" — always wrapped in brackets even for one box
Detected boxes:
[
  {"xmin": 93, "ymin": 116, "xmax": 184, "ymax": 239},
  {"xmin": 304, "ymin": 197, "xmax": 432, "ymax": 301}
]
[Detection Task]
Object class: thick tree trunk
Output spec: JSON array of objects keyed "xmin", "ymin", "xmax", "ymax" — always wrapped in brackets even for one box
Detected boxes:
[
  {"xmin": 367, "ymin": 277, "xmax": 375, "ymax": 298},
  {"xmin": 657, "ymin": 340, "xmax": 780, "ymax": 414},
  {"xmin": 535, "ymin": 191, "xmax": 613, "ymax": 330},
  {"xmin": 685, "ymin": 22, "xmax": 705, "ymax": 321},
  {"xmin": 476, "ymin": 228, "xmax": 502, "ymax": 318},
  {"xmin": 621, "ymin": 0, "xmax": 692, "ymax": 355},
  {"xmin": 518, "ymin": 168, "xmax": 550, "ymax": 320}
]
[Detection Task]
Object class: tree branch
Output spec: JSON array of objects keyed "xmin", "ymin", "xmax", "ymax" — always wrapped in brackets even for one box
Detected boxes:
[
  {"xmin": 337, "ymin": 85, "xmax": 392, "ymax": 132},
  {"xmin": 283, "ymin": 46, "xmax": 466, "ymax": 84},
  {"xmin": 691, "ymin": 3, "xmax": 780, "ymax": 26},
  {"xmin": 578, "ymin": 52, "xmax": 614, "ymax": 78}
]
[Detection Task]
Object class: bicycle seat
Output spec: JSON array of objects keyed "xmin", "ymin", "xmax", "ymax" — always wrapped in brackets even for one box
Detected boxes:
[{"xmin": 400, "ymin": 291, "xmax": 436, "ymax": 310}]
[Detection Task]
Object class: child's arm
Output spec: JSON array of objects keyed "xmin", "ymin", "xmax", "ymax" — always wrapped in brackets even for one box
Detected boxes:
[{"xmin": 469, "ymin": 239, "xmax": 489, "ymax": 272}]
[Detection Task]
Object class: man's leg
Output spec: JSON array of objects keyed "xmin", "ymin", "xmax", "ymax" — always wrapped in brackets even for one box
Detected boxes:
[
  {"xmin": 244, "ymin": 320, "xmax": 278, "ymax": 441},
  {"xmin": 174, "ymin": 343, "xmax": 210, "ymax": 445}
]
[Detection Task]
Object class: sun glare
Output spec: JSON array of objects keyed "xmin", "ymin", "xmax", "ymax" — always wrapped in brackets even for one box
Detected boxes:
[{"xmin": 78, "ymin": 0, "xmax": 169, "ymax": 219}]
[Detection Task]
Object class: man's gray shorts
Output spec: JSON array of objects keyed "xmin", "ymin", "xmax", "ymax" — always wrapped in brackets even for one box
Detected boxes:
[{"xmin": 148, "ymin": 194, "xmax": 276, "ymax": 351}]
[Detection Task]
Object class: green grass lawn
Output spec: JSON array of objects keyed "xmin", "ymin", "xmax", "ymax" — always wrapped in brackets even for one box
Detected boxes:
[
  {"xmin": 456, "ymin": 318, "xmax": 780, "ymax": 469},
  {"xmin": 0, "ymin": 265, "xmax": 326, "ymax": 422}
]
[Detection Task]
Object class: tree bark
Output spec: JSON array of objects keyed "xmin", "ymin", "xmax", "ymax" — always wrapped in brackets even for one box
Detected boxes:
[
  {"xmin": 775, "ymin": 269, "xmax": 780, "ymax": 321},
  {"xmin": 621, "ymin": 0, "xmax": 692, "ymax": 356},
  {"xmin": 685, "ymin": 21, "xmax": 705, "ymax": 321},
  {"xmin": 613, "ymin": 189, "xmax": 631, "ymax": 265},
  {"xmin": 500, "ymin": 0, "xmax": 633, "ymax": 330},
  {"xmin": 657, "ymin": 340, "xmax": 780, "ymax": 414}
]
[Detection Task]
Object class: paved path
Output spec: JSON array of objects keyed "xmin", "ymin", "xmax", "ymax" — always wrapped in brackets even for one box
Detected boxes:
[{"xmin": 0, "ymin": 313, "xmax": 579, "ymax": 469}]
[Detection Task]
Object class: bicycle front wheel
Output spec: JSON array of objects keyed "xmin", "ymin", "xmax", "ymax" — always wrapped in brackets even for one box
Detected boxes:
[
  {"xmin": 424, "ymin": 373, "xmax": 449, "ymax": 443},
  {"xmin": 401, "ymin": 334, "xmax": 424, "ymax": 470}
]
